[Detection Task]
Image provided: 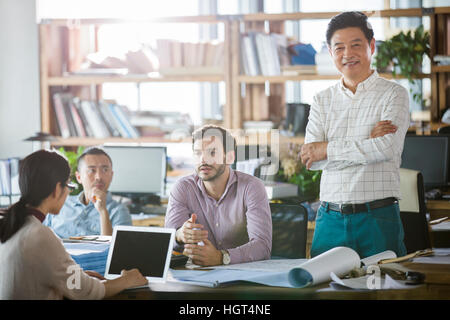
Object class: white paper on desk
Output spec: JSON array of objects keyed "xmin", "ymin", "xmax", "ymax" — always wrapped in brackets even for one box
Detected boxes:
[
  {"xmin": 171, "ymin": 247, "xmax": 367, "ymax": 288},
  {"xmin": 412, "ymin": 256, "xmax": 450, "ymax": 264},
  {"xmin": 200, "ymin": 259, "xmax": 307, "ymax": 272},
  {"xmin": 361, "ymin": 250, "xmax": 396, "ymax": 266},
  {"xmin": 328, "ymin": 273, "xmax": 420, "ymax": 290},
  {"xmin": 412, "ymin": 248, "xmax": 450, "ymax": 264},
  {"xmin": 211, "ymin": 247, "xmax": 361, "ymax": 288},
  {"xmin": 430, "ymin": 220, "xmax": 450, "ymax": 231},
  {"xmin": 288, "ymin": 247, "xmax": 361, "ymax": 287}
]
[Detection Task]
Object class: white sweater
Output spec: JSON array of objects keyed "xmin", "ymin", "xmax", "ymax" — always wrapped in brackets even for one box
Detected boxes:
[{"xmin": 0, "ymin": 215, "xmax": 105, "ymax": 300}]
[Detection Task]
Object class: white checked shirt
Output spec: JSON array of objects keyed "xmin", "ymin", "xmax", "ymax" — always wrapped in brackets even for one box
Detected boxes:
[{"xmin": 305, "ymin": 70, "xmax": 410, "ymax": 204}]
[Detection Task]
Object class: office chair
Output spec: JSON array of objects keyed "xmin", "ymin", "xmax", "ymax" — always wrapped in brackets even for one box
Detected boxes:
[
  {"xmin": 398, "ymin": 168, "xmax": 432, "ymax": 253},
  {"xmin": 270, "ymin": 203, "xmax": 308, "ymax": 259}
]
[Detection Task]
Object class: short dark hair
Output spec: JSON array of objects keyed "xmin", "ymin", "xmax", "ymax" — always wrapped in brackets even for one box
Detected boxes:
[
  {"xmin": 192, "ymin": 125, "xmax": 237, "ymax": 155},
  {"xmin": 77, "ymin": 147, "xmax": 112, "ymax": 170},
  {"xmin": 326, "ymin": 11, "xmax": 374, "ymax": 46}
]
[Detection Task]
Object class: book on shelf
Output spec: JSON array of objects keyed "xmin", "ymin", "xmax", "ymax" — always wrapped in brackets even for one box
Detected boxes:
[
  {"xmin": 51, "ymin": 93, "xmax": 140, "ymax": 139},
  {"xmin": 109, "ymin": 104, "xmax": 140, "ymax": 138},
  {"xmin": 80, "ymin": 101, "xmax": 109, "ymax": 138},
  {"xmin": 52, "ymin": 93, "xmax": 71, "ymax": 138},
  {"xmin": 241, "ymin": 32, "xmax": 289, "ymax": 76},
  {"xmin": 156, "ymin": 39, "xmax": 224, "ymax": 75}
]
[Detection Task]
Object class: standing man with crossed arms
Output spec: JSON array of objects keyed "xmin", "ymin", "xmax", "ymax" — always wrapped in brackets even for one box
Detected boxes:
[{"xmin": 301, "ymin": 12, "xmax": 409, "ymax": 259}]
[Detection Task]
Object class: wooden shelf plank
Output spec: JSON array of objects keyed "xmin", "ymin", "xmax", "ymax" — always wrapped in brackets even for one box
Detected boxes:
[
  {"xmin": 242, "ymin": 8, "xmax": 431, "ymax": 22},
  {"xmin": 38, "ymin": 7, "xmax": 450, "ymax": 27},
  {"xmin": 49, "ymin": 136, "xmax": 191, "ymax": 147},
  {"xmin": 49, "ymin": 134, "xmax": 305, "ymax": 147},
  {"xmin": 238, "ymin": 72, "xmax": 430, "ymax": 83},
  {"xmin": 431, "ymin": 65, "xmax": 450, "ymax": 73},
  {"xmin": 238, "ymin": 74, "xmax": 340, "ymax": 83},
  {"xmin": 39, "ymin": 15, "xmax": 223, "ymax": 26},
  {"xmin": 47, "ymin": 74, "xmax": 225, "ymax": 86}
]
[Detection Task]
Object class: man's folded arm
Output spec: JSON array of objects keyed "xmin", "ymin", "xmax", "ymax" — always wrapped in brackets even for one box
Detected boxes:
[{"xmin": 308, "ymin": 86, "xmax": 410, "ymax": 171}]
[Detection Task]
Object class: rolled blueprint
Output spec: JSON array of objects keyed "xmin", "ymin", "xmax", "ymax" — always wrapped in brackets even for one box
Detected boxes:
[{"xmin": 288, "ymin": 246, "xmax": 361, "ymax": 287}]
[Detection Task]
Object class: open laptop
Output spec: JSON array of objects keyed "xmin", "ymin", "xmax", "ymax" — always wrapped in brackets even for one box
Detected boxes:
[{"xmin": 105, "ymin": 226, "xmax": 175, "ymax": 284}]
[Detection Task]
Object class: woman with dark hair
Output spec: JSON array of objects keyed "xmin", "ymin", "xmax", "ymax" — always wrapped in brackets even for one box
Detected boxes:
[{"xmin": 0, "ymin": 150, "xmax": 147, "ymax": 299}]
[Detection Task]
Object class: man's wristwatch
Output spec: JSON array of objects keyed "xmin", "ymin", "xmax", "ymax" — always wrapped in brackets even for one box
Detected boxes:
[{"xmin": 221, "ymin": 250, "xmax": 230, "ymax": 265}]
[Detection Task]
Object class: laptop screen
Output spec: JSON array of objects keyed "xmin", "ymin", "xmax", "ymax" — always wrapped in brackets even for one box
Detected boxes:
[{"xmin": 106, "ymin": 227, "xmax": 174, "ymax": 280}]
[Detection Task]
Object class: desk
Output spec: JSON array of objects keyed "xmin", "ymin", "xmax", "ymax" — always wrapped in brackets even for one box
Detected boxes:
[
  {"xmin": 109, "ymin": 262, "xmax": 450, "ymax": 300},
  {"xmin": 132, "ymin": 215, "xmax": 165, "ymax": 227},
  {"xmin": 426, "ymin": 200, "xmax": 450, "ymax": 247},
  {"xmin": 427, "ymin": 199, "xmax": 450, "ymax": 220}
]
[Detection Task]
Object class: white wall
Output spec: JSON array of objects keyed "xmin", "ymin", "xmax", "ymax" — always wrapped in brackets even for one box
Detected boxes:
[{"xmin": 0, "ymin": 0, "xmax": 40, "ymax": 158}]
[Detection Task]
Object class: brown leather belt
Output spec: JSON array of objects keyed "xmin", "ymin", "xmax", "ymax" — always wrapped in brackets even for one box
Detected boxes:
[{"xmin": 321, "ymin": 197, "xmax": 398, "ymax": 214}]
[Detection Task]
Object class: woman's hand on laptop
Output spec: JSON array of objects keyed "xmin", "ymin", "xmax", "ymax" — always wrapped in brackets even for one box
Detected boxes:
[
  {"xmin": 103, "ymin": 268, "xmax": 148, "ymax": 298},
  {"xmin": 120, "ymin": 269, "xmax": 148, "ymax": 287}
]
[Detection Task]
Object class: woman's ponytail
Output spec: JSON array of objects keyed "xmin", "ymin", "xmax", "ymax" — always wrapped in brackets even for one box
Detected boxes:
[
  {"xmin": 0, "ymin": 197, "xmax": 29, "ymax": 243},
  {"xmin": 0, "ymin": 150, "xmax": 70, "ymax": 243}
]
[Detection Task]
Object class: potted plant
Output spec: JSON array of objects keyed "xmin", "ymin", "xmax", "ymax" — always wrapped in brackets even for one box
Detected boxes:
[
  {"xmin": 58, "ymin": 146, "xmax": 84, "ymax": 195},
  {"xmin": 277, "ymin": 143, "xmax": 321, "ymax": 199},
  {"xmin": 373, "ymin": 25, "xmax": 430, "ymax": 104}
]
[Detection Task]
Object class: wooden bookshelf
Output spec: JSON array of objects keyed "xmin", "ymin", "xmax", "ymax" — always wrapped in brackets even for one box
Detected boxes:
[
  {"xmin": 39, "ymin": 15, "xmax": 232, "ymax": 145},
  {"xmin": 231, "ymin": 7, "xmax": 450, "ymax": 129},
  {"xmin": 38, "ymin": 7, "xmax": 450, "ymax": 146}
]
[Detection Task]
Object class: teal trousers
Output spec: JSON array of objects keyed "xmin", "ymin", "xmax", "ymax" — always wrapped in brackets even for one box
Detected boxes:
[{"xmin": 311, "ymin": 202, "xmax": 407, "ymax": 259}]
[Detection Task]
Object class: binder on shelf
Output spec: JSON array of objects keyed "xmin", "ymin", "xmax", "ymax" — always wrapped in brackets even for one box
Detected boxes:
[
  {"xmin": 62, "ymin": 94, "xmax": 77, "ymax": 137},
  {"xmin": 0, "ymin": 158, "xmax": 21, "ymax": 207},
  {"xmin": 69, "ymin": 99, "xmax": 87, "ymax": 137},
  {"xmin": 241, "ymin": 33, "xmax": 260, "ymax": 76},
  {"xmin": 241, "ymin": 32, "xmax": 285, "ymax": 76},
  {"xmin": 52, "ymin": 93, "xmax": 71, "ymax": 138},
  {"xmin": 73, "ymin": 97, "xmax": 94, "ymax": 137},
  {"xmin": 110, "ymin": 105, "xmax": 139, "ymax": 138},
  {"xmin": 80, "ymin": 101, "xmax": 109, "ymax": 138},
  {"xmin": 0, "ymin": 160, "xmax": 10, "ymax": 196},
  {"xmin": 98, "ymin": 102, "xmax": 121, "ymax": 137}
]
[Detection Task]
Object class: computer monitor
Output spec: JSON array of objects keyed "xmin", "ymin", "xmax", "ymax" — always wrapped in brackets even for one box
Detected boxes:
[
  {"xmin": 103, "ymin": 145, "xmax": 166, "ymax": 196},
  {"xmin": 401, "ymin": 135, "xmax": 450, "ymax": 189}
]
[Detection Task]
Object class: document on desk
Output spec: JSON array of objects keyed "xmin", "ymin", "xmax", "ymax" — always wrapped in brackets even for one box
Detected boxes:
[
  {"xmin": 324, "ymin": 273, "xmax": 420, "ymax": 291},
  {"xmin": 412, "ymin": 248, "xmax": 450, "ymax": 264},
  {"xmin": 170, "ymin": 247, "xmax": 363, "ymax": 288}
]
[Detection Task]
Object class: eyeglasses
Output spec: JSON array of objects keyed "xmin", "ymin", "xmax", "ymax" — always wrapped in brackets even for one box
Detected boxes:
[{"xmin": 66, "ymin": 182, "xmax": 77, "ymax": 191}]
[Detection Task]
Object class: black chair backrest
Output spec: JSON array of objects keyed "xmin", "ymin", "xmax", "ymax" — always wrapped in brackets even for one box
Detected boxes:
[
  {"xmin": 437, "ymin": 126, "xmax": 450, "ymax": 134},
  {"xmin": 399, "ymin": 171, "xmax": 431, "ymax": 253},
  {"xmin": 270, "ymin": 203, "xmax": 308, "ymax": 259}
]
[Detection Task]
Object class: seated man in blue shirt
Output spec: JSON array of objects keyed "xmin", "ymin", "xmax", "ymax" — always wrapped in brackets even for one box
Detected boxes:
[{"xmin": 44, "ymin": 147, "xmax": 132, "ymax": 238}]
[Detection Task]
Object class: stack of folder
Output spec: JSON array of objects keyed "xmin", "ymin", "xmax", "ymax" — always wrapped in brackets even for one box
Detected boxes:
[{"xmin": 63, "ymin": 242, "xmax": 110, "ymax": 276}]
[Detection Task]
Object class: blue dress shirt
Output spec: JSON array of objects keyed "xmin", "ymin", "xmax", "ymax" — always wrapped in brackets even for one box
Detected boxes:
[{"xmin": 44, "ymin": 192, "xmax": 132, "ymax": 239}]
